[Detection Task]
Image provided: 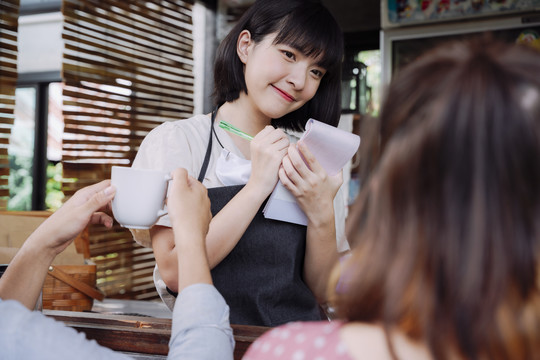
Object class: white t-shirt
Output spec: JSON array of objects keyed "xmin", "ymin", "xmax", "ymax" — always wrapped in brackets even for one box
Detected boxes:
[{"xmin": 131, "ymin": 114, "xmax": 349, "ymax": 252}]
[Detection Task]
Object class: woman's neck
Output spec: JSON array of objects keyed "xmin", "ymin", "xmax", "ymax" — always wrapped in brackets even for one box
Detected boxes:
[
  {"xmin": 216, "ymin": 98, "xmax": 274, "ymax": 159},
  {"xmin": 218, "ymin": 96, "xmax": 272, "ymax": 136}
]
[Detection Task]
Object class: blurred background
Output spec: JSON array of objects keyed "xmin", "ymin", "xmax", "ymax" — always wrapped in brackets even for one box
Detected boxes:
[{"xmin": 1, "ymin": 0, "xmax": 538, "ymax": 301}]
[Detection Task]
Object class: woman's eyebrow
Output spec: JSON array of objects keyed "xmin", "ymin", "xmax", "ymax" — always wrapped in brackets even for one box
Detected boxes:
[{"xmin": 278, "ymin": 40, "xmax": 327, "ymax": 66}]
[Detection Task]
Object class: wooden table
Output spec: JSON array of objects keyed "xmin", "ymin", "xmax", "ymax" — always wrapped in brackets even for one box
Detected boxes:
[{"xmin": 44, "ymin": 310, "xmax": 270, "ymax": 359}]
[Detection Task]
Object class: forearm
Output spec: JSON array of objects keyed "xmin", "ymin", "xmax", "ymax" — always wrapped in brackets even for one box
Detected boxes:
[
  {"xmin": 303, "ymin": 210, "xmax": 339, "ymax": 303},
  {"xmin": 174, "ymin": 228, "xmax": 212, "ymax": 293},
  {"xmin": 151, "ymin": 226, "xmax": 180, "ymax": 291},
  {"xmin": 0, "ymin": 180, "xmax": 114, "ymax": 310},
  {"xmin": 205, "ymin": 182, "xmax": 268, "ymax": 267},
  {"xmin": 0, "ymin": 233, "xmax": 56, "ymax": 309}
]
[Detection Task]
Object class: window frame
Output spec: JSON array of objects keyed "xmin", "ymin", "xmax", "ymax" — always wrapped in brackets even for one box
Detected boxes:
[{"xmin": 16, "ymin": 70, "xmax": 61, "ymax": 210}]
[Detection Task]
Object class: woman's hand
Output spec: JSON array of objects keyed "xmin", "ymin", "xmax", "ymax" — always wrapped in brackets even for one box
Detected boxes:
[
  {"xmin": 248, "ymin": 126, "xmax": 290, "ymax": 196},
  {"xmin": 0, "ymin": 180, "xmax": 116, "ymax": 309},
  {"xmin": 32, "ymin": 180, "xmax": 116, "ymax": 257},
  {"xmin": 279, "ymin": 141, "xmax": 343, "ymax": 225},
  {"xmin": 166, "ymin": 167, "xmax": 213, "ymax": 291},
  {"xmin": 280, "ymin": 141, "xmax": 343, "ymax": 301},
  {"xmin": 167, "ymin": 168, "xmax": 212, "ymax": 242}
]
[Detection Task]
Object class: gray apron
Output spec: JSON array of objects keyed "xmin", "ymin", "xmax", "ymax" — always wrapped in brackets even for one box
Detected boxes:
[{"xmin": 198, "ymin": 108, "xmax": 322, "ymax": 326}]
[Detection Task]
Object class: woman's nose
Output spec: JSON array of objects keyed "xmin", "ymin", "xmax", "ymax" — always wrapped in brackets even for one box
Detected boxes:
[{"xmin": 286, "ymin": 65, "xmax": 307, "ymax": 90}]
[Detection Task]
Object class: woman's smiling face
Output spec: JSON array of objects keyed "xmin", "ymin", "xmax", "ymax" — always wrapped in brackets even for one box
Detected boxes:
[{"xmin": 238, "ymin": 31, "xmax": 327, "ymax": 119}]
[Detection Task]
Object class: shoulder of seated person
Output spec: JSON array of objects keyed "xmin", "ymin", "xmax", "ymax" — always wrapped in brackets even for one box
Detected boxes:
[{"xmin": 340, "ymin": 322, "xmax": 432, "ymax": 360}]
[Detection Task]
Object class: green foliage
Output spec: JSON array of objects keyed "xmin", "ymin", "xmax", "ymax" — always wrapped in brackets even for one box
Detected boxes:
[
  {"xmin": 357, "ymin": 50, "xmax": 381, "ymax": 116},
  {"xmin": 8, "ymin": 158, "xmax": 65, "ymax": 211},
  {"xmin": 7, "ymin": 155, "xmax": 33, "ymax": 211},
  {"xmin": 46, "ymin": 162, "xmax": 64, "ymax": 211}
]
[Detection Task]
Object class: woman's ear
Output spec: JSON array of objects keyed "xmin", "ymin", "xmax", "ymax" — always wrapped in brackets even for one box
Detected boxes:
[{"xmin": 237, "ymin": 30, "xmax": 252, "ymax": 64}]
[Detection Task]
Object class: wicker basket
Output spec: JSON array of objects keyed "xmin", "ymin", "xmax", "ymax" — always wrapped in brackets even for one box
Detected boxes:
[{"xmin": 42, "ymin": 264, "xmax": 104, "ymax": 312}]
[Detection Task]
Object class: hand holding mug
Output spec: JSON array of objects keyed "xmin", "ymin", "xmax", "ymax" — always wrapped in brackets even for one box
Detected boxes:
[{"xmin": 166, "ymin": 168, "xmax": 211, "ymax": 240}]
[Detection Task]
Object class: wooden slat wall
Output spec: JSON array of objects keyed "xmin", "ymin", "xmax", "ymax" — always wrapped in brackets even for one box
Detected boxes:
[
  {"xmin": 0, "ymin": 0, "xmax": 19, "ymax": 211},
  {"xmin": 62, "ymin": 0, "xmax": 195, "ymax": 300}
]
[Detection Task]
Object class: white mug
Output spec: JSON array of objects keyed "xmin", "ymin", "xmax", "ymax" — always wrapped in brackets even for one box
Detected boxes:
[{"xmin": 111, "ymin": 166, "xmax": 171, "ymax": 229}]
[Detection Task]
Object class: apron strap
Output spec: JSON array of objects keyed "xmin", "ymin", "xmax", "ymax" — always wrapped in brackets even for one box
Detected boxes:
[{"xmin": 197, "ymin": 106, "xmax": 219, "ymax": 182}]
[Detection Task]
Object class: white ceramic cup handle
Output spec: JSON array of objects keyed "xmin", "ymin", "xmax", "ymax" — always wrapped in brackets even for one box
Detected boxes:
[
  {"xmin": 157, "ymin": 173, "xmax": 173, "ymax": 218},
  {"xmin": 157, "ymin": 209, "xmax": 168, "ymax": 218}
]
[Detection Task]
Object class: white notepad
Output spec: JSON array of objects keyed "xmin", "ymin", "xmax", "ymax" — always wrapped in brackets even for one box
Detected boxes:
[{"xmin": 263, "ymin": 119, "xmax": 361, "ymax": 225}]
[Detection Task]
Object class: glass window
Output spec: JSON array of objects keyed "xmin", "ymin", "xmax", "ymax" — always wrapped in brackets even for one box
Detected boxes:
[
  {"xmin": 8, "ymin": 81, "xmax": 64, "ymax": 211},
  {"xmin": 357, "ymin": 50, "xmax": 381, "ymax": 116},
  {"xmin": 9, "ymin": 87, "xmax": 36, "ymax": 211},
  {"xmin": 46, "ymin": 82, "xmax": 64, "ymax": 210}
]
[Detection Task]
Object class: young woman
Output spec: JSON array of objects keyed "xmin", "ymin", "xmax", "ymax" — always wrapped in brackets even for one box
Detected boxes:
[
  {"xmin": 131, "ymin": 0, "xmax": 347, "ymax": 327},
  {"xmin": 245, "ymin": 38, "xmax": 540, "ymax": 359}
]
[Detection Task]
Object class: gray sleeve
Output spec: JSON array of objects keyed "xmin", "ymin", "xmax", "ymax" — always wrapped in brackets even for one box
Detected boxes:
[
  {"xmin": 0, "ymin": 299, "xmax": 132, "ymax": 360},
  {"xmin": 168, "ymin": 283, "xmax": 234, "ymax": 360}
]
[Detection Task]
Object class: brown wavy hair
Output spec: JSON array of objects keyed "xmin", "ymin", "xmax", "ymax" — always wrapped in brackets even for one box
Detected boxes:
[{"xmin": 330, "ymin": 37, "xmax": 540, "ymax": 360}]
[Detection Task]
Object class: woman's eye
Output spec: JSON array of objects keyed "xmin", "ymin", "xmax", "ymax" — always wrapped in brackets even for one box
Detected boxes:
[
  {"xmin": 311, "ymin": 69, "xmax": 325, "ymax": 78},
  {"xmin": 282, "ymin": 50, "xmax": 295, "ymax": 60}
]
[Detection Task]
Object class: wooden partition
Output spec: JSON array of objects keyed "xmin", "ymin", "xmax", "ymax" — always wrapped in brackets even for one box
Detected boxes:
[
  {"xmin": 0, "ymin": 0, "xmax": 20, "ymax": 210},
  {"xmin": 45, "ymin": 310, "xmax": 270, "ymax": 359},
  {"xmin": 61, "ymin": 0, "xmax": 196, "ymax": 300}
]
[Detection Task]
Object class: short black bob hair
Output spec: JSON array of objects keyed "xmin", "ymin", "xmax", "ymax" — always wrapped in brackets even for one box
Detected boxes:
[{"xmin": 213, "ymin": 0, "xmax": 344, "ymax": 132}]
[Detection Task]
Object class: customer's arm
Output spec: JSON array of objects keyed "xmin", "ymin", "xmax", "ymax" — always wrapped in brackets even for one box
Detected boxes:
[
  {"xmin": 165, "ymin": 168, "xmax": 234, "ymax": 360},
  {"xmin": 0, "ymin": 180, "xmax": 132, "ymax": 359},
  {"xmin": 0, "ymin": 180, "xmax": 116, "ymax": 309},
  {"xmin": 0, "ymin": 299, "xmax": 131, "ymax": 359}
]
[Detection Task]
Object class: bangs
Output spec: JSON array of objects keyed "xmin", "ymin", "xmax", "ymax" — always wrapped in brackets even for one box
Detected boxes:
[{"xmin": 272, "ymin": 11, "xmax": 343, "ymax": 71}]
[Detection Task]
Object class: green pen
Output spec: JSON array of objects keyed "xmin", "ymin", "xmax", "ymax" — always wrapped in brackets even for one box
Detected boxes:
[{"xmin": 219, "ymin": 121, "xmax": 254, "ymax": 141}]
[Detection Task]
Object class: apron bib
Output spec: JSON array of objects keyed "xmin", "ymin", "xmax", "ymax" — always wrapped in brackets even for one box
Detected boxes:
[{"xmin": 198, "ymin": 108, "xmax": 321, "ymax": 326}]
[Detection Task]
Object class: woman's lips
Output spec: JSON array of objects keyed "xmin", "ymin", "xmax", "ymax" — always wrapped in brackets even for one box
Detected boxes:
[{"xmin": 272, "ymin": 85, "xmax": 295, "ymax": 102}]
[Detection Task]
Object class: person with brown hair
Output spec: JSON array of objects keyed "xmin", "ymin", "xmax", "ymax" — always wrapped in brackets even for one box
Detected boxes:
[{"xmin": 244, "ymin": 37, "xmax": 540, "ymax": 359}]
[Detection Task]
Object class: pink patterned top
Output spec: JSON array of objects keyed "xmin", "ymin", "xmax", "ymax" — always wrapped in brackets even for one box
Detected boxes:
[{"xmin": 243, "ymin": 320, "xmax": 354, "ymax": 360}]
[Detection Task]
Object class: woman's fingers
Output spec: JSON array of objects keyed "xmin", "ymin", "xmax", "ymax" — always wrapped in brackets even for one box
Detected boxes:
[
  {"xmin": 296, "ymin": 141, "xmax": 325, "ymax": 174},
  {"xmin": 90, "ymin": 212, "xmax": 114, "ymax": 228}
]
